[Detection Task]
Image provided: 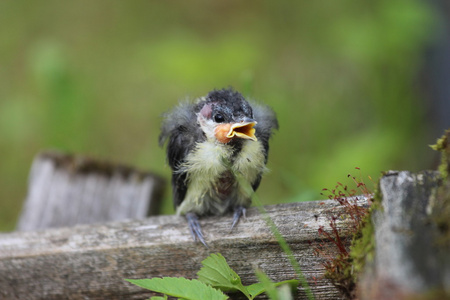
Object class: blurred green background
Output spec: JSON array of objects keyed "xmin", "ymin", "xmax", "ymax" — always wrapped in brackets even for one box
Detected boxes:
[{"xmin": 0, "ymin": 0, "xmax": 444, "ymax": 231}]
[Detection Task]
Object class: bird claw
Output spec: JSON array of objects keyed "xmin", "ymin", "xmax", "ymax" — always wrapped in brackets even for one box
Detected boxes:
[
  {"xmin": 231, "ymin": 206, "xmax": 246, "ymax": 231},
  {"xmin": 186, "ymin": 213, "xmax": 208, "ymax": 247}
]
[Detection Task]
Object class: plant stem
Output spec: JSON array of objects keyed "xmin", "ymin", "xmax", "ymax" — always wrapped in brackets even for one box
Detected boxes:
[{"xmin": 253, "ymin": 197, "xmax": 315, "ymax": 300}]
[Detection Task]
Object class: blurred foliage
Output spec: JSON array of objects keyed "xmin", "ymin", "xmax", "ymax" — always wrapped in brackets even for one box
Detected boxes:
[{"xmin": 0, "ymin": 0, "xmax": 439, "ymax": 231}]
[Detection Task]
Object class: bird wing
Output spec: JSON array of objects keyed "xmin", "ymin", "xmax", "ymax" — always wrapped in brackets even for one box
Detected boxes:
[
  {"xmin": 251, "ymin": 101, "xmax": 278, "ymax": 163},
  {"xmin": 159, "ymin": 102, "xmax": 205, "ymax": 207},
  {"xmin": 249, "ymin": 101, "xmax": 279, "ymax": 191}
]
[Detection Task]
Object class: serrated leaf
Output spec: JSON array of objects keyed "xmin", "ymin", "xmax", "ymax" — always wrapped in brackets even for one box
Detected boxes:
[
  {"xmin": 197, "ymin": 253, "xmax": 250, "ymax": 298},
  {"xmin": 126, "ymin": 277, "xmax": 228, "ymax": 300}
]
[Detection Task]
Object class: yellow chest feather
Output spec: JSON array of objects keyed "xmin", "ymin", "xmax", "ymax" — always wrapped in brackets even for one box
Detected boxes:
[{"xmin": 176, "ymin": 140, "xmax": 266, "ymax": 215}]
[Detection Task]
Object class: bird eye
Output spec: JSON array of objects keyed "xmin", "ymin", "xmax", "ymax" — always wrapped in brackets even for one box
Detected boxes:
[{"xmin": 214, "ymin": 113, "xmax": 225, "ymax": 123}]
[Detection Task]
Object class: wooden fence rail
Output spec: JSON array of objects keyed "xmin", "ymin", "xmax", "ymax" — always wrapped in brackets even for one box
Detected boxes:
[
  {"xmin": 1, "ymin": 150, "xmax": 448, "ymax": 299},
  {"xmin": 0, "ymin": 200, "xmax": 354, "ymax": 300}
]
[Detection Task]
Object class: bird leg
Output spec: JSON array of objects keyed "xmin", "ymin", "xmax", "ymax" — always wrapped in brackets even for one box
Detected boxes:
[
  {"xmin": 231, "ymin": 205, "xmax": 247, "ymax": 231},
  {"xmin": 186, "ymin": 212, "xmax": 208, "ymax": 247}
]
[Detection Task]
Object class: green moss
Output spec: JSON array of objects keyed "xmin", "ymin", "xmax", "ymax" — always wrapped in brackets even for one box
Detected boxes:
[
  {"xmin": 430, "ymin": 129, "xmax": 450, "ymax": 249},
  {"xmin": 430, "ymin": 129, "xmax": 450, "ymax": 179},
  {"xmin": 431, "ymin": 182, "xmax": 450, "ymax": 248},
  {"xmin": 323, "ymin": 254, "xmax": 355, "ymax": 299},
  {"xmin": 324, "ymin": 177, "xmax": 381, "ymax": 299},
  {"xmin": 324, "ymin": 130, "xmax": 450, "ymax": 299},
  {"xmin": 349, "ymin": 212, "xmax": 375, "ymax": 278},
  {"xmin": 322, "ymin": 216, "xmax": 373, "ymax": 299}
]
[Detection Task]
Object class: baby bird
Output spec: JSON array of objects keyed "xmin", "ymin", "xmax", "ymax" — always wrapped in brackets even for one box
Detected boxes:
[{"xmin": 159, "ymin": 88, "xmax": 278, "ymax": 246}]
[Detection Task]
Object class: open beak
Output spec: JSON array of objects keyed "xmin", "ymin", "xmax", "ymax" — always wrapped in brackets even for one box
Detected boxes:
[{"xmin": 226, "ymin": 120, "xmax": 257, "ymax": 141}]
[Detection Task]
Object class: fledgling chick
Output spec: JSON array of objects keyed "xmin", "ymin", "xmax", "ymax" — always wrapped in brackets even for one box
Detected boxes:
[{"xmin": 159, "ymin": 88, "xmax": 278, "ymax": 246}]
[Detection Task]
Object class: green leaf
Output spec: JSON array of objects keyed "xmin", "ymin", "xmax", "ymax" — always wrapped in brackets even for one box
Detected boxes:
[
  {"xmin": 255, "ymin": 270, "xmax": 279, "ymax": 300},
  {"xmin": 126, "ymin": 277, "xmax": 228, "ymax": 300},
  {"xmin": 246, "ymin": 282, "xmax": 266, "ymax": 298},
  {"xmin": 248, "ymin": 271, "xmax": 299, "ymax": 299},
  {"xmin": 197, "ymin": 253, "xmax": 251, "ymax": 298},
  {"xmin": 149, "ymin": 296, "xmax": 167, "ymax": 300}
]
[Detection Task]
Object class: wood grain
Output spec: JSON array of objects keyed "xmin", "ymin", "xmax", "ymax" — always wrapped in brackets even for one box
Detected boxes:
[
  {"xmin": 17, "ymin": 151, "xmax": 165, "ymax": 231},
  {"xmin": 1, "ymin": 199, "xmax": 364, "ymax": 299}
]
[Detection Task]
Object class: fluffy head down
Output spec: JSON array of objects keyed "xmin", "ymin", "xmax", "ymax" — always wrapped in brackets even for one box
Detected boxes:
[{"xmin": 159, "ymin": 88, "xmax": 278, "ymax": 216}]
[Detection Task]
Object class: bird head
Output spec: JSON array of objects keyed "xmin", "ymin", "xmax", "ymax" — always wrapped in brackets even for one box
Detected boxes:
[{"xmin": 196, "ymin": 89, "xmax": 257, "ymax": 144}]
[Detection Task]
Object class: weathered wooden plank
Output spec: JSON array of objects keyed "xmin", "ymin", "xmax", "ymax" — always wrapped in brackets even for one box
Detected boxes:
[
  {"xmin": 17, "ymin": 151, "xmax": 166, "ymax": 231},
  {"xmin": 359, "ymin": 170, "xmax": 450, "ymax": 299},
  {"xmin": 0, "ymin": 199, "xmax": 364, "ymax": 300}
]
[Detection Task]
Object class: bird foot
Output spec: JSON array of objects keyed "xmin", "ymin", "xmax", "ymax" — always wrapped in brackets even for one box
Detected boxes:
[
  {"xmin": 186, "ymin": 213, "xmax": 208, "ymax": 247},
  {"xmin": 231, "ymin": 206, "xmax": 246, "ymax": 231}
]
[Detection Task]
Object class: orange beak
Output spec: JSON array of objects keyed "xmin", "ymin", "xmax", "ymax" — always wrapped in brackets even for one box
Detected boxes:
[
  {"xmin": 226, "ymin": 121, "xmax": 257, "ymax": 141},
  {"xmin": 215, "ymin": 121, "xmax": 257, "ymax": 144}
]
